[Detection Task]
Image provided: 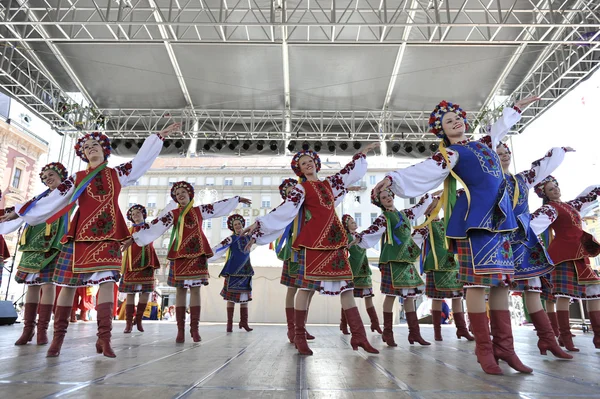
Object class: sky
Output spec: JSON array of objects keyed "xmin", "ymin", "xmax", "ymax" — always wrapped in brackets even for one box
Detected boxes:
[{"xmin": 8, "ymin": 68, "xmax": 600, "ymax": 210}]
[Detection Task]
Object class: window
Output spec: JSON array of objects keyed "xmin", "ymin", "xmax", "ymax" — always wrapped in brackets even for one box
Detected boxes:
[
  {"xmin": 244, "ymin": 217, "xmax": 251, "ymax": 227},
  {"xmin": 243, "ymin": 177, "xmax": 252, "ymax": 186},
  {"xmin": 147, "ymin": 195, "xmax": 157, "ymax": 209},
  {"xmin": 354, "ymin": 212, "xmax": 362, "ymax": 227},
  {"xmin": 369, "ymin": 175, "xmax": 376, "ymax": 185},
  {"xmin": 128, "ymin": 196, "xmax": 138, "ymax": 208},
  {"xmin": 370, "ymin": 213, "xmax": 378, "ymax": 224},
  {"xmin": 203, "ymin": 219, "xmax": 212, "ymax": 229},
  {"xmin": 140, "ymin": 177, "xmax": 149, "ymax": 185},
  {"xmin": 224, "ymin": 178, "xmax": 233, "ymax": 186},
  {"xmin": 187, "ymin": 177, "xmax": 196, "ymax": 184},
  {"xmin": 168, "ymin": 177, "xmax": 177, "ymax": 185},
  {"xmin": 261, "ymin": 196, "xmax": 271, "ymax": 208},
  {"xmin": 159, "ymin": 177, "xmax": 168, "ymax": 185},
  {"xmin": 241, "ymin": 201, "xmax": 251, "ymax": 208},
  {"xmin": 206, "ymin": 177, "xmax": 215, "ymax": 186},
  {"xmin": 150, "ymin": 177, "xmax": 159, "ymax": 185},
  {"xmin": 11, "ymin": 168, "xmax": 22, "ymax": 188},
  {"xmin": 222, "ymin": 217, "xmax": 228, "ymax": 229},
  {"xmin": 262, "ymin": 177, "xmax": 272, "ymax": 186},
  {"xmin": 409, "ymin": 198, "xmax": 417, "ymax": 205}
]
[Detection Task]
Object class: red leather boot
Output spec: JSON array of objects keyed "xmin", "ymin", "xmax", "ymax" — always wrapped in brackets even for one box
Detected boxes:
[
  {"xmin": 190, "ymin": 305, "xmax": 202, "ymax": 342},
  {"xmin": 529, "ymin": 310, "xmax": 572, "ymax": 359},
  {"xmin": 285, "ymin": 307, "xmax": 295, "ymax": 343},
  {"xmin": 345, "ymin": 307, "xmax": 379, "ymax": 354},
  {"xmin": 37, "ymin": 304, "xmax": 53, "ymax": 345},
  {"xmin": 294, "ymin": 309, "xmax": 313, "ymax": 355},
  {"xmin": 123, "ymin": 304, "xmax": 134, "ymax": 333},
  {"xmin": 135, "ymin": 302, "xmax": 146, "ymax": 332},
  {"xmin": 95, "ymin": 303, "xmax": 116, "ymax": 358},
  {"xmin": 175, "ymin": 306, "xmax": 186, "ymax": 343},
  {"xmin": 468, "ymin": 312, "xmax": 503, "ymax": 375},
  {"xmin": 489, "ymin": 310, "xmax": 532, "ymax": 373},
  {"xmin": 406, "ymin": 311, "xmax": 431, "ymax": 345},
  {"xmin": 15, "ymin": 303, "xmax": 37, "ymax": 345},
  {"xmin": 339, "ymin": 308, "xmax": 350, "ymax": 335},
  {"xmin": 367, "ymin": 306, "xmax": 383, "ymax": 334},
  {"xmin": 382, "ymin": 311, "xmax": 397, "ymax": 347},
  {"xmin": 454, "ymin": 312, "xmax": 474, "ymax": 341},
  {"xmin": 431, "ymin": 310, "xmax": 443, "ymax": 342},
  {"xmin": 557, "ymin": 310, "xmax": 579, "ymax": 352},
  {"xmin": 47, "ymin": 306, "xmax": 72, "ymax": 357},
  {"xmin": 227, "ymin": 306, "xmax": 234, "ymax": 332}
]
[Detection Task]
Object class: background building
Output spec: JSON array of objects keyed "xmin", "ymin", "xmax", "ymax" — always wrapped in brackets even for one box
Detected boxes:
[
  {"xmin": 118, "ymin": 155, "xmax": 419, "ymax": 322},
  {"xmin": 0, "ymin": 119, "xmax": 49, "ymax": 301}
]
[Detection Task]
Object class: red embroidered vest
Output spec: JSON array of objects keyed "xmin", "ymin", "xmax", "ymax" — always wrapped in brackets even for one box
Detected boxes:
[
  {"xmin": 0, "ymin": 209, "xmax": 9, "ymax": 259},
  {"xmin": 292, "ymin": 180, "xmax": 348, "ymax": 251},
  {"xmin": 548, "ymin": 201, "xmax": 600, "ymax": 263},
  {"xmin": 130, "ymin": 224, "xmax": 160, "ymax": 271},
  {"xmin": 167, "ymin": 207, "xmax": 213, "ymax": 260},
  {"xmin": 63, "ymin": 167, "xmax": 130, "ymax": 243}
]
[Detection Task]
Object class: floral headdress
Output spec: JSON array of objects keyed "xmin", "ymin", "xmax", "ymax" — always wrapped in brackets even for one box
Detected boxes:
[
  {"xmin": 74, "ymin": 132, "xmax": 111, "ymax": 163},
  {"xmin": 534, "ymin": 175, "xmax": 558, "ymax": 199},
  {"xmin": 170, "ymin": 181, "xmax": 195, "ymax": 202},
  {"xmin": 341, "ymin": 214, "xmax": 353, "ymax": 232},
  {"xmin": 126, "ymin": 204, "xmax": 147, "ymax": 223},
  {"xmin": 290, "ymin": 150, "xmax": 321, "ymax": 177},
  {"xmin": 279, "ymin": 178, "xmax": 298, "ymax": 199},
  {"xmin": 428, "ymin": 100, "xmax": 469, "ymax": 138},
  {"xmin": 371, "ymin": 187, "xmax": 394, "ymax": 210},
  {"xmin": 39, "ymin": 162, "xmax": 69, "ymax": 184},
  {"xmin": 227, "ymin": 214, "xmax": 245, "ymax": 232},
  {"xmin": 497, "ymin": 142, "xmax": 511, "ymax": 154}
]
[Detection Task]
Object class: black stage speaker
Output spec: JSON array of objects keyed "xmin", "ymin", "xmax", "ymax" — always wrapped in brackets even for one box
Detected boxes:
[{"xmin": 0, "ymin": 301, "xmax": 18, "ymax": 325}]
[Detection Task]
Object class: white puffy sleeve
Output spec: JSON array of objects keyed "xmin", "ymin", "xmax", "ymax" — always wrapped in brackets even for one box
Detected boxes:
[
  {"xmin": 357, "ymin": 214, "xmax": 387, "ymax": 249},
  {"xmin": 401, "ymin": 193, "xmax": 435, "ymax": 223},
  {"xmin": 567, "ymin": 185, "xmax": 600, "ymax": 215},
  {"xmin": 326, "ymin": 153, "xmax": 368, "ymax": 199},
  {"xmin": 529, "ymin": 205, "xmax": 558, "ymax": 236},
  {"xmin": 0, "ymin": 218, "xmax": 24, "ymax": 235},
  {"xmin": 517, "ymin": 147, "xmax": 568, "ymax": 190},
  {"xmin": 387, "ymin": 151, "xmax": 458, "ymax": 198},
  {"xmin": 200, "ymin": 197, "xmax": 241, "ymax": 219},
  {"xmin": 489, "ymin": 107, "xmax": 522, "ymax": 148},
  {"xmin": 115, "ymin": 134, "xmax": 164, "ymax": 187},
  {"xmin": 14, "ymin": 178, "xmax": 75, "ymax": 226},
  {"xmin": 133, "ymin": 210, "xmax": 174, "ymax": 247},
  {"xmin": 252, "ymin": 185, "xmax": 306, "ymax": 244},
  {"xmin": 209, "ymin": 236, "xmax": 234, "ymax": 262}
]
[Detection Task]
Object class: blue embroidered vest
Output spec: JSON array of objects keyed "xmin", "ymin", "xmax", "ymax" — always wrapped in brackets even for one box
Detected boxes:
[
  {"xmin": 504, "ymin": 174, "xmax": 531, "ymax": 243},
  {"xmin": 446, "ymin": 140, "xmax": 517, "ymax": 239}
]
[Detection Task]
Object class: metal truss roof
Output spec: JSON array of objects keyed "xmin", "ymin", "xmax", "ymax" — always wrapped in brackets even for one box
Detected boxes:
[{"xmin": 0, "ymin": 0, "xmax": 599, "ymax": 155}]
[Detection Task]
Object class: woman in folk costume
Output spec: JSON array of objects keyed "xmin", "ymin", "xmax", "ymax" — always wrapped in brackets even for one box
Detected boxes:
[
  {"xmin": 530, "ymin": 177, "xmax": 600, "ymax": 352},
  {"xmin": 244, "ymin": 144, "xmax": 380, "ymax": 355},
  {"xmin": 125, "ymin": 182, "xmax": 251, "ymax": 343},
  {"xmin": 340, "ymin": 214, "xmax": 382, "ymax": 335},
  {"xmin": 412, "ymin": 207, "xmax": 473, "ymax": 343},
  {"xmin": 496, "ymin": 143, "xmax": 574, "ymax": 359},
  {"xmin": 0, "ymin": 123, "xmax": 180, "ymax": 358},
  {"xmin": 0, "ymin": 190, "xmax": 13, "ymax": 289},
  {"xmin": 276, "ymin": 179, "xmax": 316, "ymax": 342},
  {"xmin": 352, "ymin": 190, "xmax": 436, "ymax": 346},
  {"xmin": 210, "ymin": 214, "xmax": 262, "ymax": 332},
  {"xmin": 373, "ymin": 96, "xmax": 540, "ymax": 375},
  {"xmin": 120, "ymin": 204, "xmax": 162, "ymax": 334},
  {"xmin": 0, "ymin": 163, "xmax": 69, "ymax": 346}
]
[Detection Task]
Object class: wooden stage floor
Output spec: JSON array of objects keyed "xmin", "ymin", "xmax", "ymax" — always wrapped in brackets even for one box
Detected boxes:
[{"xmin": 1, "ymin": 321, "xmax": 599, "ymax": 399}]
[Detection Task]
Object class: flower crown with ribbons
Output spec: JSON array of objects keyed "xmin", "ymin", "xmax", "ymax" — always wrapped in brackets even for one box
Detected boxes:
[
  {"xmin": 170, "ymin": 181, "xmax": 195, "ymax": 201},
  {"xmin": 290, "ymin": 150, "xmax": 321, "ymax": 177},
  {"xmin": 126, "ymin": 204, "xmax": 147, "ymax": 222},
  {"xmin": 227, "ymin": 214, "xmax": 246, "ymax": 232},
  {"xmin": 39, "ymin": 162, "xmax": 69, "ymax": 184},
  {"xmin": 534, "ymin": 175, "xmax": 558, "ymax": 199},
  {"xmin": 371, "ymin": 188, "xmax": 394, "ymax": 209},
  {"xmin": 279, "ymin": 178, "xmax": 298, "ymax": 199},
  {"xmin": 428, "ymin": 100, "xmax": 469, "ymax": 138},
  {"xmin": 74, "ymin": 132, "xmax": 111, "ymax": 163}
]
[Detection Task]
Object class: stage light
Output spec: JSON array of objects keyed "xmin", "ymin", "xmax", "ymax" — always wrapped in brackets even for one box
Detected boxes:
[
  {"xmin": 353, "ymin": 141, "xmax": 361, "ymax": 150},
  {"xmin": 270, "ymin": 140, "xmax": 278, "ymax": 151},
  {"xmin": 416, "ymin": 142, "xmax": 426, "ymax": 153},
  {"xmin": 391, "ymin": 143, "xmax": 401, "ymax": 153},
  {"xmin": 340, "ymin": 142, "xmax": 348, "ymax": 151},
  {"xmin": 314, "ymin": 141, "xmax": 322, "ymax": 152},
  {"xmin": 256, "ymin": 140, "xmax": 264, "ymax": 151},
  {"xmin": 203, "ymin": 140, "xmax": 214, "ymax": 151},
  {"xmin": 228, "ymin": 140, "xmax": 239, "ymax": 151},
  {"xmin": 215, "ymin": 141, "xmax": 224, "ymax": 150},
  {"xmin": 327, "ymin": 141, "xmax": 336, "ymax": 153},
  {"xmin": 125, "ymin": 141, "xmax": 133, "ymax": 149},
  {"xmin": 302, "ymin": 141, "xmax": 310, "ymax": 150},
  {"xmin": 174, "ymin": 140, "xmax": 184, "ymax": 149},
  {"xmin": 242, "ymin": 140, "xmax": 252, "ymax": 150},
  {"xmin": 404, "ymin": 142, "xmax": 413, "ymax": 153},
  {"xmin": 287, "ymin": 140, "xmax": 296, "ymax": 152},
  {"xmin": 111, "ymin": 140, "xmax": 120, "ymax": 150},
  {"xmin": 429, "ymin": 142, "xmax": 438, "ymax": 152}
]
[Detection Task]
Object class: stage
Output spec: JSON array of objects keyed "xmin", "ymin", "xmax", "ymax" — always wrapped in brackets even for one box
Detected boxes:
[{"xmin": 1, "ymin": 322, "xmax": 599, "ymax": 399}]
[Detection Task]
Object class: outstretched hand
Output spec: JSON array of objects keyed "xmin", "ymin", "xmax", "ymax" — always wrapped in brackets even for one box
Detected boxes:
[
  {"xmin": 360, "ymin": 142, "xmax": 380, "ymax": 155},
  {"xmin": 244, "ymin": 238, "xmax": 256, "ymax": 253},
  {"xmin": 348, "ymin": 237, "xmax": 360, "ymax": 247},
  {"xmin": 424, "ymin": 197, "xmax": 440, "ymax": 216},
  {"xmin": 564, "ymin": 147, "xmax": 575, "ymax": 153},
  {"xmin": 239, "ymin": 197, "xmax": 252, "ymax": 205},
  {"xmin": 121, "ymin": 237, "xmax": 134, "ymax": 252},
  {"xmin": 158, "ymin": 122, "xmax": 182, "ymax": 139},
  {"xmin": 0, "ymin": 211, "xmax": 18, "ymax": 223},
  {"xmin": 373, "ymin": 177, "xmax": 392, "ymax": 197},
  {"xmin": 514, "ymin": 96, "xmax": 540, "ymax": 110},
  {"xmin": 242, "ymin": 222, "xmax": 257, "ymax": 236}
]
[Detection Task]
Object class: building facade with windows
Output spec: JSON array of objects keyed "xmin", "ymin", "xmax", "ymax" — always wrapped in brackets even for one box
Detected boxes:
[
  {"xmin": 0, "ymin": 119, "xmax": 49, "ymax": 300},
  {"xmin": 117, "ymin": 155, "xmax": 418, "ymax": 317}
]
